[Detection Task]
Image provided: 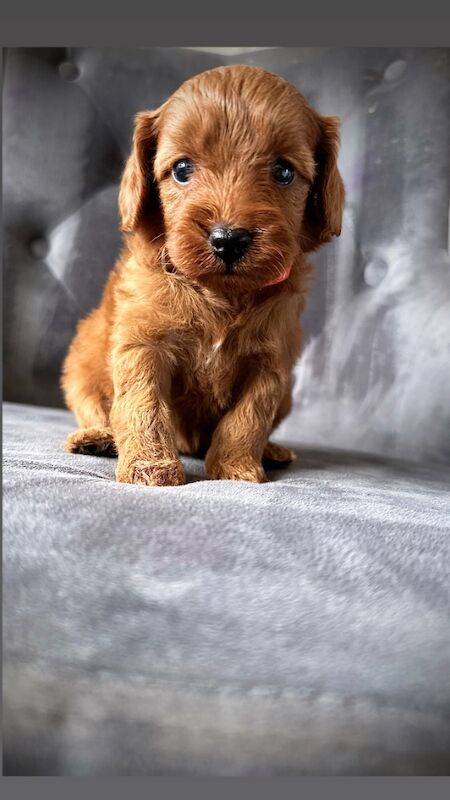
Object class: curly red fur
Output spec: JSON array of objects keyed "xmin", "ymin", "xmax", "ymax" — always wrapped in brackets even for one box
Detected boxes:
[{"xmin": 61, "ymin": 65, "xmax": 344, "ymax": 485}]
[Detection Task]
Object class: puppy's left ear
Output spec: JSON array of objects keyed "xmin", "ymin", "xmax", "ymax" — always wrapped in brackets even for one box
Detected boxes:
[
  {"xmin": 119, "ymin": 109, "xmax": 161, "ymax": 233},
  {"xmin": 303, "ymin": 115, "xmax": 345, "ymax": 251}
]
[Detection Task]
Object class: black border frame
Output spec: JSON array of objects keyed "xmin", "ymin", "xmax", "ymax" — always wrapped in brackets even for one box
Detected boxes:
[{"xmin": 1, "ymin": 0, "xmax": 450, "ymax": 46}]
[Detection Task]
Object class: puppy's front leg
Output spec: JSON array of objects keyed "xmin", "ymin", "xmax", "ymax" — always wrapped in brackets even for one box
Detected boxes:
[
  {"xmin": 205, "ymin": 367, "xmax": 286, "ymax": 483},
  {"xmin": 111, "ymin": 343, "xmax": 184, "ymax": 487}
]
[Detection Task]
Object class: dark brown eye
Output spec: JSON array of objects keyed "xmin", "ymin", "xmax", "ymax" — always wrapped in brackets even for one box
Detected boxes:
[
  {"xmin": 172, "ymin": 159, "xmax": 195, "ymax": 184},
  {"xmin": 271, "ymin": 159, "xmax": 296, "ymax": 186}
]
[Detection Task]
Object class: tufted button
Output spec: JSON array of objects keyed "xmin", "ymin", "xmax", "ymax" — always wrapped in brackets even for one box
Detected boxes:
[
  {"xmin": 29, "ymin": 237, "xmax": 49, "ymax": 260},
  {"xmin": 58, "ymin": 61, "xmax": 80, "ymax": 82},
  {"xmin": 364, "ymin": 257, "xmax": 388, "ymax": 287},
  {"xmin": 383, "ymin": 59, "xmax": 407, "ymax": 83}
]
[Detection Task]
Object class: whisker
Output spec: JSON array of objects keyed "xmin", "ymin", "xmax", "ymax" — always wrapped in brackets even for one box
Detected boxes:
[{"xmin": 151, "ymin": 232, "xmax": 166, "ymax": 245}]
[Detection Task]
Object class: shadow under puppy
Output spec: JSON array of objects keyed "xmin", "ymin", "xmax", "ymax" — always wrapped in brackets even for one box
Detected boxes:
[{"xmin": 62, "ymin": 65, "xmax": 345, "ymax": 486}]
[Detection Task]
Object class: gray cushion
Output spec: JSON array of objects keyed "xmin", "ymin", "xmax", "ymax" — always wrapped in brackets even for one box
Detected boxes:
[{"xmin": 4, "ymin": 401, "xmax": 450, "ymax": 775}]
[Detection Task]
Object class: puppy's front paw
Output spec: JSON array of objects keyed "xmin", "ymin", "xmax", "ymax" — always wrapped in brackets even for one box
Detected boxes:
[
  {"xmin": 206, "ymin": 456, "xmax": 267, "ymax": 483},
  {"xmin": 116, "ymin": 458, "xmax": 185, "ymax": 487}
]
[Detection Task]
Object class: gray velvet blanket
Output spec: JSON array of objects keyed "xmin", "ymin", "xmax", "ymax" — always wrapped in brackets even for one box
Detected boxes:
[{"xmin": 3, "ymin": 401, "xmax": 450, "ymax": 775}]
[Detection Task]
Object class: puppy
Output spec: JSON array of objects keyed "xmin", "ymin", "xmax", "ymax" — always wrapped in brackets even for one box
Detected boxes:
[{"xmin": 62, "ymin": 65, "xmax": 344, "ymax": 486}]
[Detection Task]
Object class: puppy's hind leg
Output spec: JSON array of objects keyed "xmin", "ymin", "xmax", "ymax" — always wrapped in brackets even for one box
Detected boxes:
[
  {"xmin": 65, "ymin": 426, "xmax": 116, "ymax": 457},
  {"xmin": 263, "ymin": 389, "xmax": 297, "ymax": 465},
  {"xmin": 62, "ymin": 303, "xmax": 116, "ymax": 457},
  {"xmin": 64, "ymin": 397, "xmax": 116, "ymax": 457},
  {"xmin": 263, "ymin": 441, "xmax": 297, "ymax": 465}
]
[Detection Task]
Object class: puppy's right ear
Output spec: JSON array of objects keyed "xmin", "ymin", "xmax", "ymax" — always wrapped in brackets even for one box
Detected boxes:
[{"xmin": 119, "ymin": 109, "xmax": 161, "ymax": 232}]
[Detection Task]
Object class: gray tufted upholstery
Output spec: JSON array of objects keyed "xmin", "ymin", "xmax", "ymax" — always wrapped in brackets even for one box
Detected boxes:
[
  {"xmin": 4, "ymin": 47, "xmax": 450, "ymax": 461},
  {"xmin": 3, "ymin": 48, "xmax": 450, "ymax": 776}
]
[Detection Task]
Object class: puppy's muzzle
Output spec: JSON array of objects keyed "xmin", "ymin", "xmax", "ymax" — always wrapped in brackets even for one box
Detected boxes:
[{"xmin": 209, "ymin": 226, "xmax": 252, "ymax": 266}]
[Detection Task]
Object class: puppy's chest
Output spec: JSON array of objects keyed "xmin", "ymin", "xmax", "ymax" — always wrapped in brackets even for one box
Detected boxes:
[
  {"xmin": 195, "ymin": 331, "xmax": 239, "ymax": 385},
  {"xmin": 203, "ymin": 336, "xmax": 227, "ymax": 368},
  {"xmin": 178, "ymin": 327, "xmax": 250, "ymax": 406}
]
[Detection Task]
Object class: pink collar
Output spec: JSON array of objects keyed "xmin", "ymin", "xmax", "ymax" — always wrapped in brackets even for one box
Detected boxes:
[{"xmin": 263, "ymin": 265, "xmax": 292, "ymax": 288}]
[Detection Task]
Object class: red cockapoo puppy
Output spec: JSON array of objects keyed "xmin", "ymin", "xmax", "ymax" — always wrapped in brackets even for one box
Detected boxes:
[{"xmin": 62, "ymin": 65, "xmax": 344, "ymax": 486}]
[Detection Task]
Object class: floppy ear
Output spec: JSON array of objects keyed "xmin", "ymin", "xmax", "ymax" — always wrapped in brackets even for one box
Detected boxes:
[
  {"xmin": 119, "ymin": 109, "xmax": 161, "ymax": 233},
  {"xmin": 303, "ymin": 115, "xmax": 345, "ymax": 251}
]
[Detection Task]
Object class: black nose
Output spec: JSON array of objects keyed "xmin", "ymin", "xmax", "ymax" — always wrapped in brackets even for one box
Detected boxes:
[{"xmin": 209, "ymin": 226, "xmax": 252, "ymax": 264}]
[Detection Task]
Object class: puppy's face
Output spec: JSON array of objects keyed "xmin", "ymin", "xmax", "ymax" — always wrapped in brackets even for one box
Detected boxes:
[{"xmin": 120, "ymin": 66, "xmax": 345, "ymax": 291}]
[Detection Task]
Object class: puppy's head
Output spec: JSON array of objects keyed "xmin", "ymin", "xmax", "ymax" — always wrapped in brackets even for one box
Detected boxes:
[{"xmin": 120, "ymin": 65, "xmax": 345, "ymax": 291}]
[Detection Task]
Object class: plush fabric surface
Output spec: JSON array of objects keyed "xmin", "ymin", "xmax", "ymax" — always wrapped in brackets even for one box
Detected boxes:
[
  {"xmin": 3, "ymin": 47, "xmax": 450, "ymax": 463},
  {"xmin": 3, "ymin": 401, "xmax": 450, "ymax": 775}
]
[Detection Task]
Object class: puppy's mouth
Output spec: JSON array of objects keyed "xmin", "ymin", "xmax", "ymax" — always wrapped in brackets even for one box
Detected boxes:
[
  {"xmin": 214, "ymin": 256, "xmax": 247, "ymax": 276},
  {"xmin": 217, "ymin": 260, "xmax": 292, "ymax": 290},
  {"xmin": 165, "ymin": 219, "xmax": 297, "ymax": 290},
  {"xmin": 206, "ymin": 233, "xmax": 293, "ymax": 288}
]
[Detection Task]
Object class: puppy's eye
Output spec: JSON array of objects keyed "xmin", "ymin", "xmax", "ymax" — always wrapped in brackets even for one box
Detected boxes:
[
  {"xmin": 172, "ymin": 159, "xmax": 195, "ymax": 184},
  {"xmin": 271, "ymin": 159, "xmax": 296, "ymax": 186}
]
